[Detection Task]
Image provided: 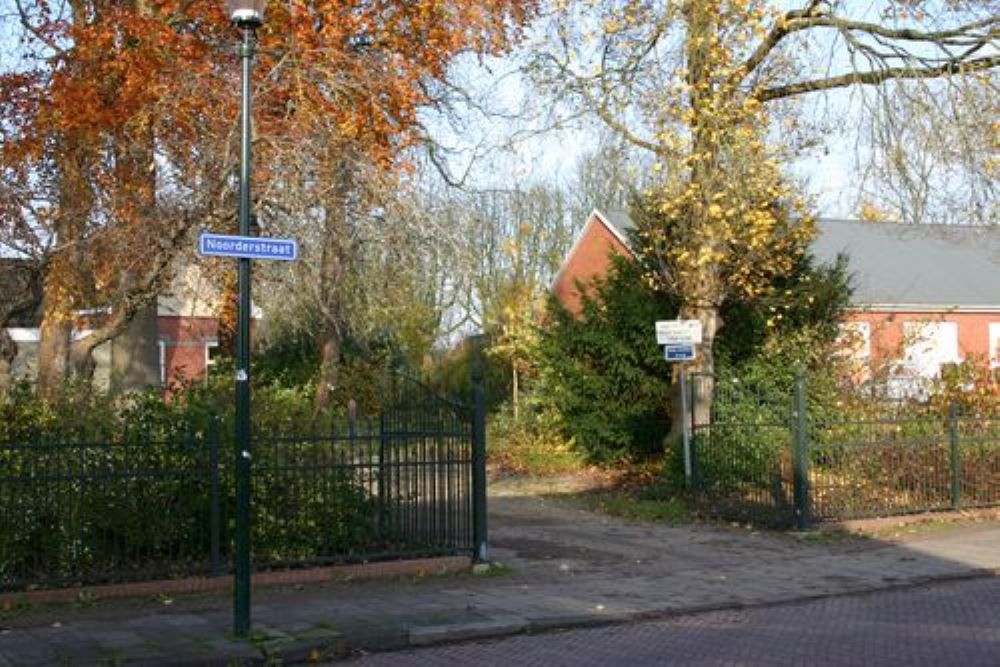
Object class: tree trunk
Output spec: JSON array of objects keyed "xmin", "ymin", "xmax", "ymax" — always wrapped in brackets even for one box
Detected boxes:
[
  {"xmin": 314, "ymin": 325, "xmax": 342, "ymax": 413},
  {"xmin": 37, "ymin": 304, "xmax": 73, "ymax": 399},
  {"xmin": 110, "ymin": 300, "xmax": 160, "ymax": 392},
  {"xmin": 37, "ymin": 131, "xmax": 94, "ymax": 398},
  {"xmin": 313, "ymin": 158, "xmax": 352, "ymax": 413},
  {"xmin": 665, "ymin": 1, "xmax": 724, "ymax": 446},
  {"xmin": 0, "ymin": 328, "xmax": 16, "ymax": 401}
]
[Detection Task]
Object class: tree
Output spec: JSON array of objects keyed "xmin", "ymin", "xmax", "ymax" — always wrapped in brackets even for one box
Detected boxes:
[
  {"xmin": 467, "ymin": 185, "xmax": 574, "ymax": 418},
  {"xmin": 530, "ymin": 0, "xmax": 998, "ymax": 436},
  {"xmin": 1, "ymin": 1, "xmax": 236, "ymax": 396},
  {"xmin": 855, "ymin": 77, "xmax": 998, "ymax": 225},
  {"xmin": 244, "ymin": 0, "xmax": 538, "ymax": 410},
  {"xmin": 2, "ymin": 0, "xmax": 538, "ymax": 400}
]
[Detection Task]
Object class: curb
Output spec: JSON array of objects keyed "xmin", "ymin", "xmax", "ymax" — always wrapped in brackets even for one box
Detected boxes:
[
  {"xmin": 6, "ymin": 568, "xmax": 997, "ymax": 665},
  {"xmin": 206, "ymin": 567, "xmax": 1000, "ymax": 664},
  {"xmin": 0, "ymin": 556, "xmax": 472, "ymax": 608},
  {"xmin": 308, "ymin": 568, "xmax": 1000, "ymax": 662}
]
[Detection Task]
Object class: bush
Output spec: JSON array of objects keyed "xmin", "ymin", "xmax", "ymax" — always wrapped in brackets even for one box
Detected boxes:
[
  {"xmin": 487, "ymin": 402, "xmax": 584, "ymax": 475},
  {"xmin": 0, "ymin": 381, "xmax": 393, "ymax": 591},
  {"xmin": 533, "ymin": 256, "xmax": 676, "ymax": 464}
]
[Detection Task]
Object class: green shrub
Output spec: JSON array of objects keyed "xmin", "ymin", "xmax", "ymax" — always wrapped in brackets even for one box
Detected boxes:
[
  {"xmin": 487, "ymin": 402, "xmax": 584, "ymax": 475},
  {"xmin": 0, "ymin": 381, "xmax": 405, "ymax": 591},
  {"xmin": 533, "ymin": 256, "xmax": 676, "ymax": 464}
]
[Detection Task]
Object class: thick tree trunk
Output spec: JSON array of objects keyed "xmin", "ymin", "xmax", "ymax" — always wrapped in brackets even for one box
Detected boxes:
[
  {"xmin": 669, "ymin": 300, "xmax": 721, "ymax": 441},
  {"xmin": 110, "ymin": 300, "xmax": 160, "ymax": 392},
  {"xmin": 37, "ymin": 303, "xmax": 73, "ymax": 399},
  {"xmin": 37, "ymin": 131, "xmax": 93, "ymax": 398},
  {"xmin": 314, "ymin": 239, "xmax": 345, "ymax": 413},
  {"xmin": 666, "ymin": 1, "xmax": 724, "ymax": 447}
]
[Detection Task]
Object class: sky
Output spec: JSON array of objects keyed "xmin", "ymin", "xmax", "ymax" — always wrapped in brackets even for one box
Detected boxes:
[
  {"xmin": 421, "ymin": 34, "xmax": 860, "ymax": 223},
  {"xmin": 418, "ymin": 1, "xmax": 996, "ymax": 226},
  {"xmin": 2, "ymin": 1, "xmax": 993, "ymax": 228}
]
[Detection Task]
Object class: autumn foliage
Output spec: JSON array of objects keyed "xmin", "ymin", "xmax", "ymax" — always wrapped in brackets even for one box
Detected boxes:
[{"xmin": 1, "ymin": 0, "xmax": 537, "ymax": 395}]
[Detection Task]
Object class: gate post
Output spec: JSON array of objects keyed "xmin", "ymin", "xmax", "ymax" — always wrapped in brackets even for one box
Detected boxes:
[
  {"xmin": 948, "ymin": 400, "xmax": 961, "ymax": 511},
  {"xmin": 471, "ymin": 335, "xmax": 488, "ymax": 562},
  {"xmin": 792, "ymin": 368, "xmax": 811, "ymax": 530}
]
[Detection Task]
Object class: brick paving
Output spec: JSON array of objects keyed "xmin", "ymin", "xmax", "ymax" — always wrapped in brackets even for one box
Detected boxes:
[
  {"xmin": 0, "ymin": 483, "xmax": 997, "ymax": 665},
  {"xmin": 344, "ymin": 577, "xmax": 1000, "ymax": 667}
]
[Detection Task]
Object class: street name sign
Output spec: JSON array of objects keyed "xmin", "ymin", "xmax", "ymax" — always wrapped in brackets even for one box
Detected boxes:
[
  {"xmin": 655, "ymin": 319, "xmax": 702, "ymax": 345},
  {"xmin": 199, "ymin": 233, "xmax": 298, "ymax": 261},
  {"xmin": 664, "ymin": 345, "xmax": 696, "ymax": 362}
]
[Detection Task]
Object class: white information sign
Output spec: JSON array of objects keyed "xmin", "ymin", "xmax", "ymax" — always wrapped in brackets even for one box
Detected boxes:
[{"xmin": 655, "ymin": 320, "xmax": 703, "ymax": 346}]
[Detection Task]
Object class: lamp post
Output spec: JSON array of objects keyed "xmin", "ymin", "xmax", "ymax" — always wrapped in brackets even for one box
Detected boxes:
[{"xmin": 225, "ymin": 0, "xmax": 266, "ymax": 637}]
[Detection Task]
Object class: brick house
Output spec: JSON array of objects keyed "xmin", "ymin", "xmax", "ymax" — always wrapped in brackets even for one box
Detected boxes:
[
  {"xmin": 552, "ymin": 210, "xmax": 1000, "ymax": 387},
  {"xmin": 3, "ymin": 260, "xmax": 249, "ymax": 389}
]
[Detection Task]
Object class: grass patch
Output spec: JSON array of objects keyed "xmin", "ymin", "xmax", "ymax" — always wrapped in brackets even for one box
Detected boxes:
[
  {"xmin": 554, "ymin": 472, "xmax": 694, "ymax": 524},
  {"xmin": 577, "ymin": 491, "xmax": 692, "ymax": 523}
]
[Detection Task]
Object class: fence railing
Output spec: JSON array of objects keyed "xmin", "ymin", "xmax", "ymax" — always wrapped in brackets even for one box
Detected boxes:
[
  {"xmin": 0, "ymin": 374, "xmax": 485, "ymax": 594},
  {"xmin": 689, "ymin": 371, "xmax": 1000, "ymax": 528}
]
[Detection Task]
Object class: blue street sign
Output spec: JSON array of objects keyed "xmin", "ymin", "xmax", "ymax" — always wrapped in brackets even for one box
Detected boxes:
[
  {"xmin": 664, "ymin": 344, "xmax": 696, "ymax": 362},
  {"xmin": 199, "ymin": 233, "xmax": 298, "ymax": 261}
]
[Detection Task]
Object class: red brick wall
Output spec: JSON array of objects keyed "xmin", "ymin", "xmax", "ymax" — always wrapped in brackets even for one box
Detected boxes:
[
  {"xmin": 552, "ymin": 217, "xmax": 633, "ymax": 316},
  {"xmin": 158, "ymin": 316, "xmax": 218, "ymax": 385},
  {"xmin": 844, "ymin": 310, "xmax": 1000, "ymax": 365}
]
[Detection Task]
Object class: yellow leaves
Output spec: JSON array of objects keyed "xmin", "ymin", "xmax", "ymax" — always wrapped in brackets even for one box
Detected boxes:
[
  {"xmin": 859, "ymin": 199, "xmax": 893, "ymax": 223},
  {"xmin": 602, "ymin": 18, "xmax": 622, "ymax": 35}
]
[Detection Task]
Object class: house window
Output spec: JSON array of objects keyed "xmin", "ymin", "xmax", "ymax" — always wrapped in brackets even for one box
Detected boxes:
[
  {"xmin": 990, "ymin": 323, "xmax": 1000, "ymax": 369},
  {"xmin": 902, "ymin": 321, "xmax": 960, "ymax": 378},
  {"xmin": 204, "ymin": 339, "xmax": 221, "ymax": 374}
]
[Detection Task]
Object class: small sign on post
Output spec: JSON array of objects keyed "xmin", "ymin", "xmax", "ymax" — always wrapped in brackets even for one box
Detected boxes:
[
  {"xmin": 664, "ymin": 344, "xmax": 696, "ymax": 362},
  {"xmin": 655, "ymin": 319, "xmax": 703, "ymax": 489},
  {"xmin": 199, "ymin": 232, "xmax": 298, "ymax": 261},
  {"xmin": 655, "ymin": 319, "xmax": 702, "ymax": 346}
]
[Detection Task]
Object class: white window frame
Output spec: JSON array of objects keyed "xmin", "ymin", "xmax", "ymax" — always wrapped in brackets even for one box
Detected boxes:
[{"xmin": 204, "ymin": 339, "xmax": 220, "ymax": 370}]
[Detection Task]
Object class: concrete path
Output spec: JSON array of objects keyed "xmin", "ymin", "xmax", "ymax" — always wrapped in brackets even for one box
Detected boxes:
[{"xmin": 1, "ymin": 480, "xmax": 997, "ymax": 665}]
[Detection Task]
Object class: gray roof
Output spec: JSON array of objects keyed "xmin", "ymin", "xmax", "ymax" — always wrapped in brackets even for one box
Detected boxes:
[
  {"xmin": 592, "ymin": 209, "xmax": 1000, "ymax": 309},
  {"xmin": 812, "ymin": 220, "xmax": 999, "ymax": 309},
  {"xmin": 599, "ymin": 209, "xmax": 636, "ymax": 242}
]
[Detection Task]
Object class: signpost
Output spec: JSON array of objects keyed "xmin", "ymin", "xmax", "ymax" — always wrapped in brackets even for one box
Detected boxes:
[
  {"xmin": 198, "ymin": 230, "xmax": 296, "ymax": 637},
  {"xmin": 656, "ymin": 320, "xmax": 703, "ymax": 487}
]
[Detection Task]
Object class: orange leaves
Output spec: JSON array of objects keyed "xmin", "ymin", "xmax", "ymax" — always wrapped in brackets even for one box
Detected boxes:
[{"xmin": 253, "ymin": 0, "xmax": 537, "ymax": 169}]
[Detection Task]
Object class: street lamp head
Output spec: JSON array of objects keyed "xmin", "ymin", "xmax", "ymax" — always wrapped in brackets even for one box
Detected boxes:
[{"xmin": 226, "ymin": 0, "xmax": 267, "ymax": 26}]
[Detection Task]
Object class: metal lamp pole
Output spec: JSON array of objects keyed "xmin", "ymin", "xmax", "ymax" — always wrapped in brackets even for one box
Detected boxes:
[{"xmin": 226, "ymin": 0, "xmax": 266, "ymax": 638}]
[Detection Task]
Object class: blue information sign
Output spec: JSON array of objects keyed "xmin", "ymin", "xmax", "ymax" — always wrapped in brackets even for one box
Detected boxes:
[
  {"xmin": 664, "ymin": 344, "xmax": 696, "ymax": 362},
  {"xmin": 199, "ymin": 233, "xmax": 298, "ymax": 261}
]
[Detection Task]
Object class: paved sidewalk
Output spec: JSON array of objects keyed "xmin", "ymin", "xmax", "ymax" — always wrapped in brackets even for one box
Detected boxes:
[
  {"xmin": 1, "ymin": 481, "xmax": 998, "ymax": 666},
  {"xmin": 344, "ymin": 577, "xmax": 1000, "ymax": 666}
]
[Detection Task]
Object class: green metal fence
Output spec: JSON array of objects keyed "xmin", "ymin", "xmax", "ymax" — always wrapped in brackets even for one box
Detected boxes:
[
  {"xmin": 0, "ymin": 374, "xmax": 485, "ymax": 593},
  {"xmin": 689, "ymin": 371, "xmax": 1000, "ymax": 528}
]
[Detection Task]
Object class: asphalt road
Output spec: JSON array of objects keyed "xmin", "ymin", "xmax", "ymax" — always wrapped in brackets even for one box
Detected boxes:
[{"xmin": 341, "ymin": 576, "xmax": 1000, "ymax": 666}]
